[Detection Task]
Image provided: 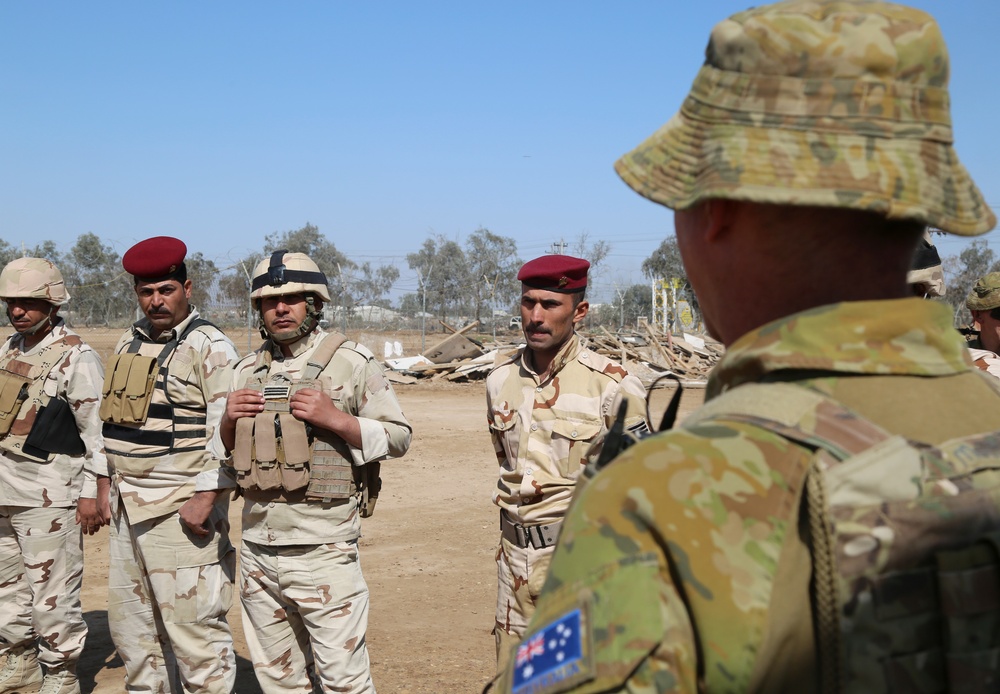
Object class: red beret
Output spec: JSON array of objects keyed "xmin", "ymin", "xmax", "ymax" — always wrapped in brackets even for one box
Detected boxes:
[
  {"xmin": 518, "ymin": 255, "xmax": 589, "ymax": 293},
  {"xmin": 123, "ymin": 236, "xmax": 187, "ymax": 281}
]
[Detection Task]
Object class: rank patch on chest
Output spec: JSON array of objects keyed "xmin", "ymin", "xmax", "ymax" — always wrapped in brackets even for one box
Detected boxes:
[{"xmin": 512, "ymin": 606, "xmax": 592, "ymax": 694}]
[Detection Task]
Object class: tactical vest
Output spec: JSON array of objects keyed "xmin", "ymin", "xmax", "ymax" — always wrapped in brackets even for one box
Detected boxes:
[
  {"xmin": 685, "ymin": 382, "xmax": 1000, "ymax": 694},
  {"xmin": 0, "ymin": 333, "xmax": 82, "ymax": 462},
  {"xmin": 101, "ymin": 319, "xmax": 215, "ymax": 469},
  {"xmin": 232, "ymin": 332, "xmax": 358, "ymax": 503}
]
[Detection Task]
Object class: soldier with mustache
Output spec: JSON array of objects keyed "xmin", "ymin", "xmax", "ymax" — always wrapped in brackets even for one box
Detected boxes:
[
  {"xmin": 101, "ymin": 236, "xmax": 239, "ymax": 693},
  {"xmin": 485, "ymin": 255, "xmax": 648, "ymax": 674}
]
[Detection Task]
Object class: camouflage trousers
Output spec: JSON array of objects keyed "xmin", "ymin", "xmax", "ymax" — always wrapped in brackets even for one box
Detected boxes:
[
  {"xmin": 240, "ymin": 539, "xmax": 374, "ymax": 693},
  {"xmin": 494, "ymin": 537, "xmax": 554, "ymax": 675},
  {"xmin": 0, "ymin": 505, "xmax": 86, "ymax": 669},
  {"xmin": 108, "ymin": 504, "xmax": 236, "ymax": 694}
]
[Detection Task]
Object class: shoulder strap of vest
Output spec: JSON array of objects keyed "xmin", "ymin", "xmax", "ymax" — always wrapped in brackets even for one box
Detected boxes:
[
  {"xmin": 302, "ymin": 332, "xmax": 349, "ymax": 381},
  {"xmin": 125, "ymin": 317, "xmax": 215, "ymax": 366}
]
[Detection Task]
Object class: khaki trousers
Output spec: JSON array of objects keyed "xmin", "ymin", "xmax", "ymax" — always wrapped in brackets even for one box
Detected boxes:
[
  {"xmin": 240, "ymin": 539, "xmax": 374, "ymax": 694},
  {"xmin": 0, "ymin": 505, "xmax": 86, "ymax": 670},
  {"xmin": 494, "ymin": 537, "xmax": 555, "ymax": 675},
  {"xmin": 108, "ymin": 505, "xmax": 235, "ymax": 693}
]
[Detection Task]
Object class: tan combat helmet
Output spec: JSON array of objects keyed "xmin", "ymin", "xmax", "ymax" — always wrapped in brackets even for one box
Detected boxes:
[
  {"xmin": 0, "ymin": 257, "xmax": 71, "ymax": 306},
  {"xmin": 250, "ymin": 250, "xmax": 331, "ymax": 342}
]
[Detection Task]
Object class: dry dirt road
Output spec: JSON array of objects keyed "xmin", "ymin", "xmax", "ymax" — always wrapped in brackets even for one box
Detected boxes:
[{"xmin": 76, "ymin": 379, "xmax": 704, "ymax": 693}]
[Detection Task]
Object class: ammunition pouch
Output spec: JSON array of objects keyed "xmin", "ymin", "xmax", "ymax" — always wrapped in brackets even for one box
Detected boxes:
[
  {"xmin": 233, "ymin": 378, "xmax": 355, "ymax": 502},
  {"xmin": 0, "ymin": 372, "xmax": 30, "ymax": 437},
  {"xmin": 100, "ymin": 353, "xmax": 159, "ymax": 425}
]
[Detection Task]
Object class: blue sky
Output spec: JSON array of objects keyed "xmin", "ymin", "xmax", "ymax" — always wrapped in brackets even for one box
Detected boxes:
[{"xmin": 3, "ymin": 2, "xmax": 998, "ymax": 303}]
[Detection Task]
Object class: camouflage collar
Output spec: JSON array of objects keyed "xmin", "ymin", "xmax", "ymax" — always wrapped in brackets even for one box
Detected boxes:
[
  {"xmin": 133, "ymin": 307, "xmax": 201, "ymax": 343},
  {"xmin": 522, "ymin": 333, "xmax": 582, "ymax": 382},
  {"xmin": 269, "ymin": 327, "xmax": 324, "ymax": 360},
  {"xmin": 8, "ymin": 316, "xmax": 66, "ymax": 354},
  {"xmin": 708, "ymin": 298, "xmax": 974, "ymax": 400}
]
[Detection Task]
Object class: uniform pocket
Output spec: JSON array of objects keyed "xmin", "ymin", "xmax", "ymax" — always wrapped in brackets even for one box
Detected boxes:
[
  {"xmin": 173, "ymin": 534, "xmax": 235, "ymax": 624},
  {"xmin": 550, "ymin": 418, "xmax": 602, "ymax": 477}
]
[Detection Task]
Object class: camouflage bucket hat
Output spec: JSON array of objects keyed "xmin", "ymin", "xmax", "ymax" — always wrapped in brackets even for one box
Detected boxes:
[
  {"xmin": 966, "ymin": 273, "xmax": 1000, "ymax": 312},
  {"xmin": 615, "ymin": 0, "xmax": 996, "ymax": 236}
]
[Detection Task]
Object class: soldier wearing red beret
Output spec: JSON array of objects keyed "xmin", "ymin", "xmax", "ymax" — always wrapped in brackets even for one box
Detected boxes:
[
  {"xmin": 486, "ymin": 254, "xmax": 649, "ymax": 673},
  {"xmin": 101, "ymin": 236, "xmax": 239, "ymax": 693}
]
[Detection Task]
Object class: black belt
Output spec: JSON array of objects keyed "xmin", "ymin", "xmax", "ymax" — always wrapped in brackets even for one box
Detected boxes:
[{"xmin": 500, "ymin": 510, "xmax": 561, "ymax": 550}]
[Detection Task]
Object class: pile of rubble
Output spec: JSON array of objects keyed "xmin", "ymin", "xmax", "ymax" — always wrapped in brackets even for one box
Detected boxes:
[{"xmin": 383, "ymin": 319, "xmax": 724, "ymax": 387}]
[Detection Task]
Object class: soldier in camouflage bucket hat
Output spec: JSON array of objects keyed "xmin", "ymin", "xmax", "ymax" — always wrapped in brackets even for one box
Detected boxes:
[
  {"xmin": 495, "ymin": 2, "xmax": 1000, "ymax": 693},
  {"xmin": 964, "ymin": 273, "xmax": 1000, "ymax": 381}
]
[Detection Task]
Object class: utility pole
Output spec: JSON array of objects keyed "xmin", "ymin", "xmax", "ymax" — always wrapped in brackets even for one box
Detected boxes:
[
  {"xmin": 240, "ymin": 260, "xmax": 253, "ymax": 353},
  {"xmin": 547, "ymin": 239, "xmax": 567, "ymax": 255}
]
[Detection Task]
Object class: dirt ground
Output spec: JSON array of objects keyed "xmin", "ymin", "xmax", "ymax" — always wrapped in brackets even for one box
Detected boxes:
[{"xmin": 65, "ymin": 327, "xmax": 707, "ymax": 693}]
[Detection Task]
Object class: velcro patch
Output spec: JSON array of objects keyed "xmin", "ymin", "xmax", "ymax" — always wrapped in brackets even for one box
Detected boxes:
[
  {"xmin": 367, "ymin": 370, "xmax": 389, "ymax": 394},
  {"xmin": 512, "ymin": 605, "xmax": 592, "ymax": 694}
]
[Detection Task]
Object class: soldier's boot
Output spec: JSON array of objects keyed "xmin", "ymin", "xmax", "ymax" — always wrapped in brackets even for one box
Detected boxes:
[
  {"xmin": 0, "ymin": 646, "xmax": 43, "ymax": 694},
  {"xmin": 38, "ymin": 668, "xmax": 79, "ymax": 694}
]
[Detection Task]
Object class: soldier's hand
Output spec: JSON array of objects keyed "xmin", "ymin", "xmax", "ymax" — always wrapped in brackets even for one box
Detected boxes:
[
  {"xmin": 220, "ymin": 388, "xmax": 266, "ymax": 453},
  {"xmin": 179, "ymin": 490, "xmax": 221, "ymax": 537},
  {"xmin": 97, "ymin": 475, "xmax": 112, "ymax": 525},
  {"xmin": 76, "ymin": 497, "xmax": 105, "ymax": 535},
  {"xmin": 289, "ymin": 388, "xmax": 338, "ymax": 428},
  {"xmin": 224, "ymin": 388, "xmax": 266, "ymax": 422},
  {"xmin": 290, "ymin": 388, "xmax": 363, "ymax": 449}
]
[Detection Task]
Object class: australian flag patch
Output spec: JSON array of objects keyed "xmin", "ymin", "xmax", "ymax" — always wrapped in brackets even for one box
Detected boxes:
[{"xmin": 512, "ymin": 607, "xmax": 592, "ymax": 693}]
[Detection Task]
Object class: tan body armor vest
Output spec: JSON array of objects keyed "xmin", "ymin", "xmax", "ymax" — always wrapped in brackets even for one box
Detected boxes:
[
  {"xmin": 101, "ymin": 319, "xmax": 214, "ymax": 465},
  {"xmin": 0, "ymin": 334, "xmax": 81, "ymax": 462},
  {"xmin": 685, "ymin": 382, "xmax": 1000, "ymax": 694},
  {"xmin": 233, "ymin": 332, "xmax": 358, "ymax": 503}
]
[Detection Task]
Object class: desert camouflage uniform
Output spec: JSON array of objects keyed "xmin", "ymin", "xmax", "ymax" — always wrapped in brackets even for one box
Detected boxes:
[
  {"xmin": 487, "ymin": 333, "xmax": 646, "ymax": 671},
  {"xmin": 0, "ymin": 318, "xmax": 106, "ymax": 673},
  {"xmin": 966, "ymin": 341, "xmax": 1000, "ymax": 381},
  {"xmin": 497, "ymin": 299, "xmax": 1000, "ymax": 693},
  {"xmin": 105, "ymin": 309, "xmax": 238, "ymax": 694},
  {"xmin": 214, "ymin": 328, "xmax": 411, "ymax": 694}
]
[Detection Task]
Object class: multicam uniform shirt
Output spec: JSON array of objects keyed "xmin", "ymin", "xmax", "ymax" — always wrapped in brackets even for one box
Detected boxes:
[
  {"xmin": 0, "ymin": 318, "xmax": 107, "ymax": 506},
  {"xmin": 498, "ymin": 298, "xmax": 1000, "ymax": 694},
  {"xmin": 487, "ymin": 334, "xmax": 647, "ymax": 527},
  {"xmin": 106, "ymin": 310, "xmax": 238, "ymax": 523},
  {"xmin": 213, "ymin": 329, "xmax": 411, "ymax": 545}
]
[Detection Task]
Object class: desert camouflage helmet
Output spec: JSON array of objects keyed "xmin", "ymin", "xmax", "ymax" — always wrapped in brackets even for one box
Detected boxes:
[
  {"xmin": 250, "ymin": 250, "xmax": 331, "ymax": 303},
  {"xmin": 615, "ymin": 0, "xmax": 996, "ymax": 236},
  {"xmin": 0, "ymin": 257, "xmax": 71, "ymax": 306}
]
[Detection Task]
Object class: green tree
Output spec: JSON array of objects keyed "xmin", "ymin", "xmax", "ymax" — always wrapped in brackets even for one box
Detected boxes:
[
  {"xmin": 185, "ymin": 252, "xmax": 219, "ymax": 310},
  {"xmin": 63, "ymin": 233, "xmax": 131, "ymax": 325},
  {"xmin": 466, "ymin": 227, "xmax": 521, "ymax": 323},
  {"xmin": 642, "ymin": 236, "xmax": 686, "ymax": 282},
  {"xmin": 609, "ymin": 283, "xmax": 653, "ymax": 329},
  {"xmin": 348, "ymin": 262, "xmax": 400, "ymax": 309},
  {"xmin": 218, "ymin": 253, "xmax": 263, "ymax": 320},
  {"xmin": 406, "ymin": 235, "xmax": 470, "ymax": 325}
]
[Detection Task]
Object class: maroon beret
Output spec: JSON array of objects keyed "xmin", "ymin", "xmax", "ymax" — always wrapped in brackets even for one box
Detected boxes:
[
  {"xmin": 123, "ymin": 236, "xmax": 187, "ymax": 281},
  {"xmin": 518, "ymin": 255, "xmax": 589, "ymax": 293}
]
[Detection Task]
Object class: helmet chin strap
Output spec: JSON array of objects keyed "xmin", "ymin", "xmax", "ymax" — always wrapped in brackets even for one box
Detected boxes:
[
  {"xmin": 8, "ymin": 305, "xmax": 56, "ymax": 337},
  {"xmin": 258, "ymin": 294, "xmax": 324, "ymax": 344}
]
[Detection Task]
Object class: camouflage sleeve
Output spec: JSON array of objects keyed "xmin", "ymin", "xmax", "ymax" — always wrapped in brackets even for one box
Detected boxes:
[
  {"xmin": 485, "ymin": 373, "xmax": 509, "ymax": 468},
  {"xmin": 497, "ymin": 421, "xmax": 811, "ymax": 693},
  {"xmin": 349, "ymin": 354, "xmax": 412, "ymax": 464},
  {"xmin": 193, "ymin": 332, "xmax": 240, "ymax": 492},
  {"xmin": 63, "ymin": 345, "xmax": 108, "ymax": 495}
]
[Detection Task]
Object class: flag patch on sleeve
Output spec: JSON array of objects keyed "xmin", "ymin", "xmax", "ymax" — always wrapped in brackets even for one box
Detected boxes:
[{"xmin": 512, "ymin": 606, "xmax": 592, "ymax": 694}]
